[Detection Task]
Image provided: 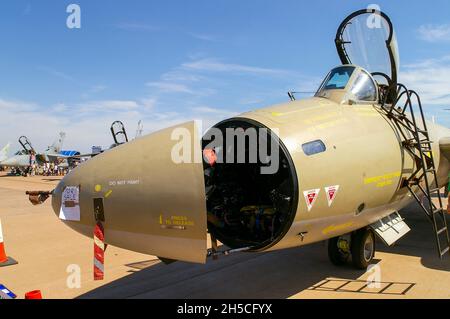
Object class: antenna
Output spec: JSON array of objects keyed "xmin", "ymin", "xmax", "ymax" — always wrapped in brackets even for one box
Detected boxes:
[
  {"xmin": 287, "ymin": 91, "xmax": 296, "ymax": 101},
  {"xmin": 135, "ymin": 120, "xmax": 144, "ymax": 139},
  {"xmin": 287, "ymin": 91, "xmax": 316, "ymax": 101}
]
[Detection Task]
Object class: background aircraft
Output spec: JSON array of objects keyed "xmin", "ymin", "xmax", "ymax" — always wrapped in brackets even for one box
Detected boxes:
[
  {"xmin": 2, "ymin": 133, "xmax": 67, "ymax": 172},
  {"xmin": 52, "ymin": 120, "xmax": 143, "ymax": 166}
]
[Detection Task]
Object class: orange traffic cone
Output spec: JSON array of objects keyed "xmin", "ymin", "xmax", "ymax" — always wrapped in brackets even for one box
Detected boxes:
[{"xmin": 0, "ymin": 218, "xmax": 18, "ymax": 267}]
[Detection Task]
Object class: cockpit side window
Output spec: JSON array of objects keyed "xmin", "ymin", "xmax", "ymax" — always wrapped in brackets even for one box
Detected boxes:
[
  {"xmin": 350, "ymin": 70, "xmax": 377, "ymax": 102},
  {"xmin": 316, "ymin": 66, "xmax": 355, "ymax": 97}
]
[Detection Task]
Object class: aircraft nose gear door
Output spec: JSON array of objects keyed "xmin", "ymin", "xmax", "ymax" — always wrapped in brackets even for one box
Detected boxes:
[{"xmin": 335, "ymin": 9, "xmax": 400, "ymax": 103}]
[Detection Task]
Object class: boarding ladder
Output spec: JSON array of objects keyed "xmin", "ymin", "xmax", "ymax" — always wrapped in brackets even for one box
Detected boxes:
[{"xmin": 380, "ymin": 83, "xmax": 450, "ymax": 259}]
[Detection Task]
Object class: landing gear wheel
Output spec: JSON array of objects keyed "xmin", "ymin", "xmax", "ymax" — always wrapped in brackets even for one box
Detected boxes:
[
  {"xmin": 328, "ymin": 237, "xmax": 349, "ymax": 266},
  {"xmin": 351, "ymin": 228, "xmax": 375, "ymax": 270}
]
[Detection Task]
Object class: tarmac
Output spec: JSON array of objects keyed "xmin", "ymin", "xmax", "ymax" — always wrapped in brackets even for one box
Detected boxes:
[{"xmin": 0, "ymin": 172, "xmax": 449, "ymax": 299}]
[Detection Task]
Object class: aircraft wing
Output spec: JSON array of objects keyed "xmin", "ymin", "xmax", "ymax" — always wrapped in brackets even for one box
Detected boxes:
[{"xmin": 46, "ymin": 153, "xmax": 101, "ymax": 161}]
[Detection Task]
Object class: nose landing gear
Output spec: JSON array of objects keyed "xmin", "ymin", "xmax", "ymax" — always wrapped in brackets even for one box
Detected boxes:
[{"xmin": 328, "ymin": 228, "xmax": 376, "ymax": 270}]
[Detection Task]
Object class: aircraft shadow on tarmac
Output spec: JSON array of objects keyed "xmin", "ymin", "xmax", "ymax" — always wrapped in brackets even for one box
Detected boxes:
[
  {"xmin": 78, "ymin": 247, "xmax": 415, "ymax": 299},
  {"xmin": 308, "ymin": 278, "xmax": 415, "ymax": 296},
  {"xmin": 77, "ymin": 202, "xmax": 447, "ymax": 299},
  {"xmin": 77, "ymin": 244, "xmax": 369, "ymax": 299}
]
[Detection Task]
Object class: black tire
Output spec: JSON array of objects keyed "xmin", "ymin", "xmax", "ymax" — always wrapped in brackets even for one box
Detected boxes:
[
  {"xmin": 328, "ymin": 237, "xmax": 348, "ymax": 266},
  {"xmin": 351, "ymin": 228, "xmax": 375, "ymax": 270}
]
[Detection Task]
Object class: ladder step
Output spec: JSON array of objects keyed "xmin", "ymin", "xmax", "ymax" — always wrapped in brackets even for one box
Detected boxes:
[
  {"xmin": 416, "ymin": 140, "xmax": 432, "ymax": 145},
  {"xmin": 440, "ymin": 247, "xmax": 450, "ymax": 257},
  {"xmin": 425, "ymin": 169, "xmax": 436, "ymax": 173},
  {"xmin": 437, "ymin": 227, "xmax": 448, "ymax": 235},
  {"xmin": 403, "ymin": 139, "xmax": 432, "ymax": 146},
  {"xmin": 430, "ymin": 188, "xmax": 441, "ymax": 193}
]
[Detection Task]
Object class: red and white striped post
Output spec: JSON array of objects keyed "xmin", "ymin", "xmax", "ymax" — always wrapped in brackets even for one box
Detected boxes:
[{"xmin": 93, "ymin": 222, "xmax": 105, "ymax": 280}]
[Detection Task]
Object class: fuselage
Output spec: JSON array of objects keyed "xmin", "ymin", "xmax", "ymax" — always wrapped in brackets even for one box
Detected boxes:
[{"xmin": 241, "ymin": 97, "xmax": 450, "ymax": 251}]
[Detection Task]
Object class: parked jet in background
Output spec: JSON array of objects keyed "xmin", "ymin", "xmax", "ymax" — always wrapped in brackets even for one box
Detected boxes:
[{"xmin": 1, "ymin": 133, "xmax": 67, "ymax": 173}]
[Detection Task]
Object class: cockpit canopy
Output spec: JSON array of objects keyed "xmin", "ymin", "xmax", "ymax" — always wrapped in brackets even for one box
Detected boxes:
[
  {"xmin": 315, "ymin": 65, "xmax": 378, "ymax": 104},
  {"xmin": 310, "ymin": 9, "xmax": 401, "ymax": 105},
  {"xmin": 335, "ymin": 9, "xmax": 400, "ymax": 87}
]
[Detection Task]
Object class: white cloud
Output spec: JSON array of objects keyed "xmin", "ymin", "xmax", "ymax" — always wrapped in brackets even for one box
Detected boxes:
[
  {"xmin": 401, "ymin": 55, "xmax": 450, "ymax": 106},
  {"xmin": 161, "ymin": 71, "xmax": 203, "ymax": 83},
  {"xmin": 181, "ymin": 59, "xmax": 292, "ymax": 76},
  {"xmin": 403, "ymin": 55, "xmax": 450, "ymax": 69},
  {"xmin": 140, "ymin": 98, "xmax": 157, "ymax": 110},
  {"xmin": 146, "ymin": 82, "xmax": 194, "ymax": 94},
  {"xmin": 146, "ymin": 57, "xmax": 314, "ymax": 107},
  {"xmin": 85, "ymin": 100, "xmax": 139, "ymax": 110},
  {"xmin": 0, "ymin": 99, "xmax": 37, "ymax": 112},
  {"xmin": 0, "ymin": 97, "xmax": 235, "ymax": 153},
  {"xmin": 418, "ymin": 24, "xmax": 450, "ymax": 42},
  {"xmin": 53, "ymin": 99, "xmax": 159, "ymax": 117},
  {"xmin": 65, "ymin": 100, "xmax": 141, "ymax": 115}
]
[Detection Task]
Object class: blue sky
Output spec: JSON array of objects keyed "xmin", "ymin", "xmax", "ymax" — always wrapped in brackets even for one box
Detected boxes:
[{"xmin": 1, "ymin": 0, "xmax": 450, "ymax": 152}]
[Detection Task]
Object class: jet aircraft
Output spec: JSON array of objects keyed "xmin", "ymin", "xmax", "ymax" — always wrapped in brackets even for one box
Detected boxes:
[{"xmin": 30, "ymin": 9, "xmax": 450, "ymax": 269}]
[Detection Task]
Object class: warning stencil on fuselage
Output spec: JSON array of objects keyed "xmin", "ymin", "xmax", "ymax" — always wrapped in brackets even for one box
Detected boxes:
[
  {"xmin": 325, "ymin": 185, "xmax": 340, "ymax": 207},
  {"xmin": 303, "ymin": 189, "xmax": 320, "ymax": 212}
]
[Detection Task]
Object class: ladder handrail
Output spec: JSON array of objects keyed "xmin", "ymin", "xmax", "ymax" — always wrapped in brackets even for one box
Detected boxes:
[{"xmin": 380, "ymin": 83, "xmax": 450, "ymax": 260}]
